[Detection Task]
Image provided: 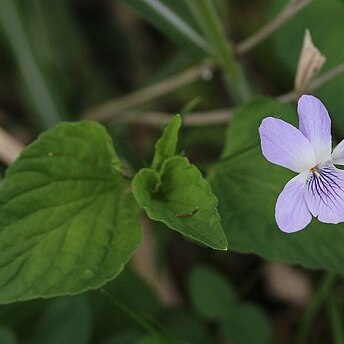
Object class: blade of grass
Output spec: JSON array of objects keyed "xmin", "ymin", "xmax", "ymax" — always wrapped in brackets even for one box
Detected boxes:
[
  {"xmin": 327, "ymin": 294, "xmax": 344, "ymax": 344},
  {"xmin": 30, "ymin": 0, "xmax": 110, "ymax": 110},
  {"xmin": 186, "ymin": 0, "xmax": 252, "ymax": 103},
  {"xmin": 124, "ymin": 0, "xmax": 211, "ymax": 57},
  {"xmin": 236, "ymin": 0, "xmax": 312, "ymax": 55},
  {"xmin": 0, "ymin": 0, "xmax": 61, "ymax": 129},
  {"xmin": 100, "ymin": 288, "xmax": 176, "ymax": 343},
  {"xmin": 296, "ymin": 273, "xmax": 336, "ymax": 344}
]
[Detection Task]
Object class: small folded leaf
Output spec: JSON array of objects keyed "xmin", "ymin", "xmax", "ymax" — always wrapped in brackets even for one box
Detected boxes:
[
  {"xmin": 152, "ymin": 114, "xmax": 182, "ymax": 171},
  {"xmin": 133, "ymin": 156, "xmax": 227, "ymax": 250},
  {"xmin": 0, "ymin": 121, "xmax": 141, "ymax": 304}
]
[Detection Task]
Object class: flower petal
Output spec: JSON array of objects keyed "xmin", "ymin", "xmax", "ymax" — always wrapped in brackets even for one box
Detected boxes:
[
  {"xmin": 305, "ymin": 163, "xmax": 344, "ymax": 223},
  {"xmin": 275, "ymin": 171, "xmax": 312, "ymax": 233},
  {"xmin": 298, "ymin": 95, "xmax": 332, "ymax": 163},
  {"xmin": 259, "ymin": 117, "xmax": 316, "ymax": 173},
  {"xmin": 331, "ymin": 139, "xmax": 344, "ymax": 165}
]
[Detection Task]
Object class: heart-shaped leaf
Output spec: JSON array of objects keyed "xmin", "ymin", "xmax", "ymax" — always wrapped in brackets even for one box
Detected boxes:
[{"xmin": 0, "ymin": 121, "xmax": 141, "ymax": 303}]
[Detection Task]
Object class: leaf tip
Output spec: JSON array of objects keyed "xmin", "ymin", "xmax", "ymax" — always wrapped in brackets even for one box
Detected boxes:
[
  {"xmin": 171, "ymin": 113, "xmax": 182, "ymax": 127},
  {"xmin": 218, "ymin": 241, "xmax": 229, "ymax": 251}
]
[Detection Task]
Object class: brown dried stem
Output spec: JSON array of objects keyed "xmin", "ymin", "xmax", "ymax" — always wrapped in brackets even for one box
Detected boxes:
[
  {"xmin": 123, "ymin": 61, "xmax": 344, "ymax": 127},
  {"xmin": 235, "ymin": 0, "xmax": 313, "ymax": 55}
]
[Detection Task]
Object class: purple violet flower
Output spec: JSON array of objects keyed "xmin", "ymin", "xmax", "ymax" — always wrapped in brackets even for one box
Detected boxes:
[{"xmin": 259, "ymin": 95, "xmax": 344, "ymax": 233}]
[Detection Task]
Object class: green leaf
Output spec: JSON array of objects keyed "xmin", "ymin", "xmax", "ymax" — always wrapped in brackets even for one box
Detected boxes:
[
  {"xmin": 35, "ymin": 296, "xmax": 92, "ymax": 344},
  {"xmin": 189, "ymin": 266, "xmax": 237, "ymax": 319},
  {"xmin": 152, "ymin": 114, "xmax": 182, "ymax": 171},
  {"xmin": 134, "ymin": 114, "xmax": 227, "ymax": 250},
  {"xmin": 209, "ymin": 98, "xmax": 344, "ymax": 275},
  {"xmin": 133, "ymin": 156, "xmax": 227, "ymax": 250},
  {"xmin": 162, "ymin": 309, "xmax": 211, "ymax": 344},
  {"xmin": 220, "ymin": 304, "xmax": 271, "ymax": 344},
  {"xmin": 0, "ymin": 121, "xmax": 141, "ymax": 304},
  {"xmin": 100, "ymin": 331, "xmax": 142, "ymax": 344},
  {"xmin": 0, "ymin": 326, "xmax": 16, "ymax": 344},
  {"xmin": 189, "ymin": 266, "xmax": 271, "ymax": 344},
  {"xmin": 135, "ymin": 335, "xmax": 166, "ymax": 344}
]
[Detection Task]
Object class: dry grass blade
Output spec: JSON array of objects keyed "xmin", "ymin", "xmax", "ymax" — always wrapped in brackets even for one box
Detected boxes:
[
  {"xmin": 0, "ymin": 126, "xmax": 25, "ymax": 165},
  {"xmin": 236, "ymin": 0, "xmax": 313, "ymax": 55},
  {"xmin": 83, "ymin": 61, "xmax": 214, "ymax": 121}
]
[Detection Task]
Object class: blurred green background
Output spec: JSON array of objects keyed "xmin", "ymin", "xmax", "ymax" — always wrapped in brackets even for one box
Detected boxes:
[{"xmin": 1, "ymin": 0, "xmax": 344, "ymax": 343}]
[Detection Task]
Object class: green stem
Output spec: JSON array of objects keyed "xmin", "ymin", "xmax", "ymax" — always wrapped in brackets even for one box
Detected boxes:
[
  {"xmin": 238, "ymin": 265, "xmax": 264, "ymax": 296},
  {"xmin": 100, "ymin": 288, "xmax": 174, "ymax": 343},
  {"xmin": 296, "ymin": 273, "xmax": 336, "ymax": 344},
  {"xmin": 327, "ymin": 294, "xmax": 344, "ymax": 344},
  {"xmin": 187, "ymin": 0, "xmax": 252, "ymax": 103}
]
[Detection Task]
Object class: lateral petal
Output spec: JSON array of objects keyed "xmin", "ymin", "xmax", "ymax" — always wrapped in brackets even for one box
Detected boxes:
[
  {"xmin": 259, "ymin": 117, "xmax": 316, "ymax": 173},
  {"xmin": 275, "ymin": 172, "xmax": 312, "ymax": 233},
  {"xmin": 305, "ymin": 163, "xmax": 344, "ymax": 224},
  {"xmin": 298, "ymin": 95, "xmax": 332, "ymax": 164}
]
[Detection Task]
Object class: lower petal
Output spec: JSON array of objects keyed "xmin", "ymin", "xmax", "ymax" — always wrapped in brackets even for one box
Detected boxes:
[
  {"xmin": 275, "ymin": 172, "xmax": 312, "ymax": 233},
  {"xmin": 305, "ymin": 164, "xmax": 344, "ymax": 223}
]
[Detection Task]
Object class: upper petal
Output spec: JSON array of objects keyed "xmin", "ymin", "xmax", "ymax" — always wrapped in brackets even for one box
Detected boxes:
[
  {"xmin": 298, "ymin": 95, "xmax": 332, "ymax": 163},
  {"xmin": 259, "ymin": 117, "xmax": 316, "ymax": 173},
  {"xmin": 331, "ymin": 139, "xmax": 344, "ymax": 165},
  {"xmin": 304, "ymin": 163, "xmax": 344, "ymax": 224},
  {"xmin": 275, "ymin": 171, "xmax": 312, "ymax": 233}
]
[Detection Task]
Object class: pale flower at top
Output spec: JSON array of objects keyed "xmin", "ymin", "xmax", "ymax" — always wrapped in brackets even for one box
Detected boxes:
[{"xmin": 259, "ymin": 95, "xmax": 344, "ymax": 233}]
